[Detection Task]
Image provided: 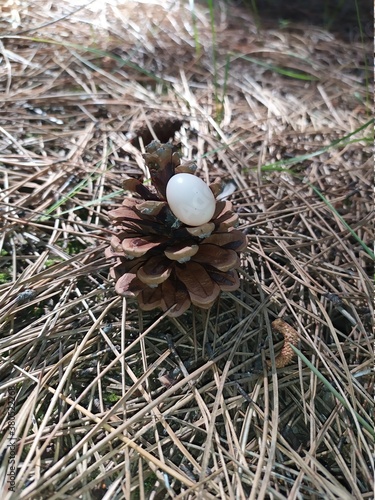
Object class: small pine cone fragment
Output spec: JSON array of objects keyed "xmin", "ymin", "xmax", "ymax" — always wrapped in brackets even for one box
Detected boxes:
[
  {"xmin": 267, "ymin": 319, "xmax": 299, "ymax": 368},
  {"xmin": 106, "ymin": 140, "xmax": 247, "ymax": 317}
]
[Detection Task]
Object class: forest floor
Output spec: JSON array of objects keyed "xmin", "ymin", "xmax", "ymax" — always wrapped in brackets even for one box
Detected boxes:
[{"xmin": 0, "ymin": 1, "xmax": 373, "ymax": 498}]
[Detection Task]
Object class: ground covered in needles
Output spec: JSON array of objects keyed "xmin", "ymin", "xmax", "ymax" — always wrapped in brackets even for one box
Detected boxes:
[{"xmin": 0, "ymin": 1, "xmax": 373, "ymax": 498}]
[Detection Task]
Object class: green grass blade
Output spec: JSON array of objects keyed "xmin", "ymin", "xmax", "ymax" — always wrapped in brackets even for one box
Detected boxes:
[
  {"xmin": 0, "ymin": 35, "xmax": 166, "ymax": 85},
  {"xmin": 222, "ymin": 54, "xmax": 230, "ymax": 103},
  {"xmin": 231, "ymin": 53, "xmax": 319, "ymax": 81},
  {"xmin": 260, "ymin": 118, "xmax": 373, "ymax": 171},
  {"xmin": 308, "ymin": 183, "xmax": 374, "ymax": 259},
  {"xmin": 58, "ymin": 190, "xmax": 124, "ymax": 217},
  {"xmin": 39, "ymin": 177, "xmax": 92, "ymax": 221},
  {"xmin": 291, "ymin": 345, "xmax": 374, "ymax": 437},
  {"xmin": 189, "ymin": 0, "xmax": 201, "ymax": 57}
]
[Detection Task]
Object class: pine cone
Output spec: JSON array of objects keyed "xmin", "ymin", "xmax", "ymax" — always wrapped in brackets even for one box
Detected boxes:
[{"xmin": 105, "ymin": 141, "xmax": 247, "ymax": 317}]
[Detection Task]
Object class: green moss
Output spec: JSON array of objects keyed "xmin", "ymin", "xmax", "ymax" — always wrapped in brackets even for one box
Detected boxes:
[
  {"xmin": 45, "ymin": 258, "xmax": 63, "ymax": 268},
  {"xmin": 144, "ymin": 473, "xmax": 158, "ymax": 492},
  {"xmin": 31, "ymin": 306, "xmax": 44, "ymax": 319},
  {"xmin": 105, "ymin": 393, "xmax": 121, "ymax": 403},
  {"xmin": 66, "ymin": 240, "xmax": 86, "ymax": 255},
  {"xmin": 0, "ymin": 272, "xmax": 11, "ymax": 283}
]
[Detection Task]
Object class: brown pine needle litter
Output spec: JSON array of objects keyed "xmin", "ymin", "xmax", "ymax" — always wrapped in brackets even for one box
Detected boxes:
[{"xmin": 0, "ymin": 1, "xmax": 373, "ymax": 499}]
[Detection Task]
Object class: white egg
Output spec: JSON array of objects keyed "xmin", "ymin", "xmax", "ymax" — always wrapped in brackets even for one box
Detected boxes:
[{"xmin": 166, "ymin": 173, "xmax": 216, "ymax": 227}]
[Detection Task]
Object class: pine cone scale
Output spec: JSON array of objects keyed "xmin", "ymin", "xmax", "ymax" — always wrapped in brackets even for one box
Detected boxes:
[
  {"xmin": 164, "ymin": 243, "xmax": 199, "ymax": 262},
  {"xmin": 161, "ymin": 278, "xmax": 190, "ymax": 316},
  {"xmin": 208, "ymin": 268, "xmax": 240, "ymax": 291},
  {"xmin": 137, "ymin": 256, "xmax": 172, "ymax": 285},
  {"xmin": 175, "ymin": 262, "xmax": 221, "ymax": 306},
  {"xmin": 193, "ymin": 244, "xmax": 240, "ymax": 272},
  {"xmin": 115, "ymin": 272, "xmax": 146, "ymax": 296},
  {"xmin": 121, "ymin": 236, "xmax": 167, "ymax": 257},
  {"xmin": 138, "ymin": 286, "xmax": 163, "ymax": 311},
  {"xmin": 202, "ymin": 230, "xmax": 247, "ymax": 251}
]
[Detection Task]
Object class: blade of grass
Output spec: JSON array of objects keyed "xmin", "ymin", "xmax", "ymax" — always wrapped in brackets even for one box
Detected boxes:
[
  {"xmin": 189, "ymin": 0, "xmax": 201, "ymax": 58},
  {"xmin": 58, "ymin": 190, "xmax": 124, "ymax": 217},
  {"xmin": 200, "ymin": 118, "xmax": 372, "ymax": 171},
  {"xmin": 354, "ymin": 0, "xmax": 371, "ymax": 112},
  {"xmin": 291, "ymin": 345, "xmax": 374, "ymax": 437},
  {"xmin": 0, "ymin": 35, "xmax": 166, "ymax": 85},
  {"xmin": 230, "ymin": 53, "xmax": 319, "ymax": 81},
  {"xmin": 222, "ymin": 54, "xmax": 230, "ymax": 103},
  {"xmin": 259, "ymin": 118, "xmax": 373, "ymax": 172},
  {"xmin": 207, "ymin": 0, "xmax": 220, "ymax": 117},
  {"xmin": 308, "ymin": 183, "xmax": 374, "ymax": 259}
]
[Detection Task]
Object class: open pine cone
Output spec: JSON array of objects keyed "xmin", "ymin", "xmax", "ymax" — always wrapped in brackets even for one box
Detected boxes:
[{"xmin": 105, "ymin": 141, "xmax": 247, "ymax": 317}]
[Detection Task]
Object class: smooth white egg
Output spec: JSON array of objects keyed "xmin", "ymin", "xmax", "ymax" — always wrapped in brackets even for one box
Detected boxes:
[{"xmin": 166, "ymin": 173, "xmax": 216, "ymax": 227}]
